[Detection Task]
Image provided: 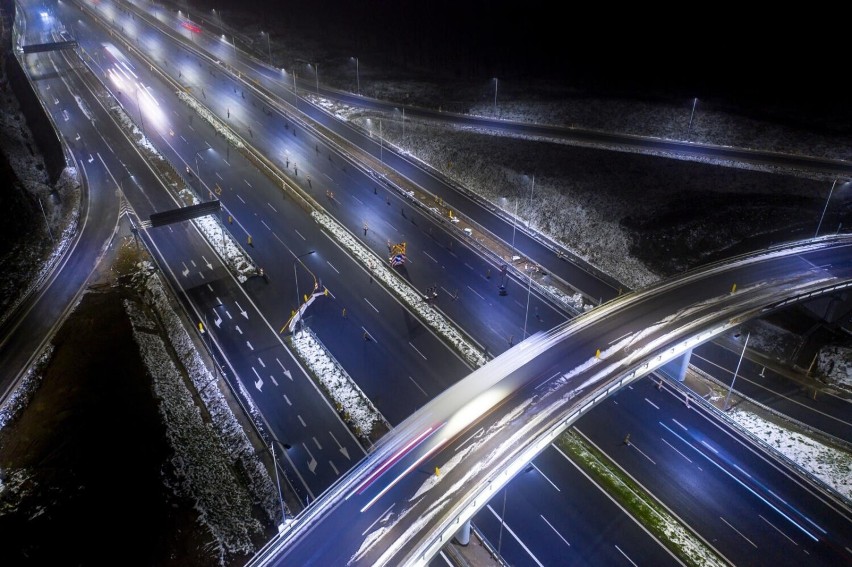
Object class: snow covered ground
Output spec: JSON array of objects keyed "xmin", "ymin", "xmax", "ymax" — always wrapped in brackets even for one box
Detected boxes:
[
  {"xmin": 126, "ymin": 261, "xmax": 278, "ymax": 564},
  {"xmin": 728, "ymin": 407, "xmax": 851, "ymax": 501}
]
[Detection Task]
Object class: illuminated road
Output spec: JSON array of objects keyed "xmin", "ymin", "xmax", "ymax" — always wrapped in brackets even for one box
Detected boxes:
[{"xmin": 251, "ymin": 237, "xmax": 852, "ymax": 566}]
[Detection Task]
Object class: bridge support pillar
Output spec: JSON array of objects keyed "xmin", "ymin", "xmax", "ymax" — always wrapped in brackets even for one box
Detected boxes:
[
  {"xmin": 454, "ymin": 519, "xmax": 471, "ymax": 546},
  {"xmin": 674, "ymin": 347, "xmax": 692, "ymax": 381}
]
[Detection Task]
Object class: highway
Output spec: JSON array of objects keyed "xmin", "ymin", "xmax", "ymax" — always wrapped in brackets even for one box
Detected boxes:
[
  {"xmin": 11, "ymin": 2, "xmax": 851, "ymax": 565},
  {"xmin": 252, "ymin": 237, "xmax": 852, "ymax": 565},
  {"xmin": 0, "ymin": 6, "xmax": 121, "ymax": 400}
]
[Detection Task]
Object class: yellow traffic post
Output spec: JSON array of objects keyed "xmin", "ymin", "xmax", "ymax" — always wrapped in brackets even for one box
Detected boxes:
[{"xmin": 595, "ymin": 349, "xmax": 601, "ymax": 359}]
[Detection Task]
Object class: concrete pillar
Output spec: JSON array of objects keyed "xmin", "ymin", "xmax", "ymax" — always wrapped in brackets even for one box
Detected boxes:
[
  {"xmin": 661, "ymin": 348, "xmax": 692, "ymax": 382},
  {"xmin": 454, "ymin": 519, "xmax": 471, "ymax": 546},
  {"xmin": 675, "ymin": 348, "xmax": 692, "ymax": 381}
]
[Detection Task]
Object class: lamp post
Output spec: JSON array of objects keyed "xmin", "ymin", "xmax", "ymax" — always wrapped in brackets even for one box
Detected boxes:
[
  {"xmin": 314, "ymin": 62, "xmax": 319, "ymax": 94},
  {"xmin": 134, "ymin": 86, "xmax": 146, "ymax": 138},
  {"xmin": 354, "ymin": 56, "xmax": 360, "ymax": 95},
  {"xmin": 262, "ymin": 31, "xmax": 271, "ymax": 63},
  {"xmin": 194, "ymin": 147, "xmax": 212, "ymax": 185},
  {"xmin": 815, "ymin": 178, "xmax": 838, "ymax": 238},
  {"xmin": 723, "ymin": 332, "xmax": 750, "ymax": 411},
  {"xmin": 271, "ymin": 443, "xmax": 286, "ymax": 528},
  {"xmin": 493, "ymin": 77, "xmax": 498, "ymax": 114},
  {"xmin": 687, "ymin": 97, "xmax": 698, "ymax": 138},
  {"xmin": 293, "ymin": 250, "xmax": 316, "ymax": 332}
]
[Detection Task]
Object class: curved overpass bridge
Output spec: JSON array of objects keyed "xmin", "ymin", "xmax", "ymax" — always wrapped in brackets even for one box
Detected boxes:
[{"xmin": 250, "ymin": 245, "xmax": 852, "ymax": 564}]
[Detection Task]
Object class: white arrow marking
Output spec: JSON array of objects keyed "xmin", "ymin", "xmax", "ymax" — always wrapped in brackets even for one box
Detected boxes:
[
  {"xmin": 329, "ymin": 431, "xmax": 351, "ymax": 461},
  {"xmin": 235, "ymin": 301, "xmax": 248, "ymax": 319},
  {"xmin": 276, "ymin": 359, "xmax": 293, "ymax": 381},
  {"xmin": 181, "ymin": 262, "xmax": 190, "ymax": 277},
  {"xmin": 235, "ymin": 325, "xmax": 243, "ymax": 335},
  {"xmin": 75, "ymin": 132, "xmax": 80, "ymax": 141},
  {"xmin": 330, "ymin": 461, "xmax": 339, "ymax": 476},
  {"xmin": 88, "ymin": 154, "xmax": 94, "ymax": 163},
  {"xmin": 213, "ymin": 313, "xmax": 222, "ymax": 328},
  {"xmin": 252, "ymin": 367, "xmax": 263, "ymax": 391},
  {"xmin": 283, "ymin": 394, "xmax": 292, "ymax": 406},
  {"xmin": 246, "ymin": 341, "xmax": 254, "ymax": 351},
  {"xmin": 54, "ymin": 97, "xmax": 59, "ymax": 105},
  {"xmin": 303, "ymin": 443, "xmax": 318, "ymax": 473},
  {"xmin": 202, "ymin": 256, "xmax": 213, "ymax": 270}
]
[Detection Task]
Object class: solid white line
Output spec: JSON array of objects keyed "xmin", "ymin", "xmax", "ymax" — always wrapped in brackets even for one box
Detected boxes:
[
  {"xmin": 364, "ymin": 298, "xmax": 380, "ymax": 313},
  {"xmin": 720, "ymin": 516, "xmax": 757, "ymax": 548},
  {"xmin": 531, "ymin": 462, "xmax": 560, "ymax": 491},
  {"xmin": 485, "ymin": 505, "xmax": 544, "ymax": 566},
  {"xmin": 672, "ymin": 418, "xmax": 688, "ymax": 431},
  {"xmin": 644, "ymin": 398, "xmax": 660, "ymax": 409},
  {"xmin": 326, "ymin": 260, "xmax": 339, "ymax": 273},
  {"xmin": 661, "ymin": 437, "xmax": 692, "ymax": 463},
  {"xmin": 733, "ymin": 463, "xmax": 752, "ymax": 478},
  {"xmin": 700, "ymin": 440, "xmax": 719, "ymax": 454},
  {"xmin": 759, "ymin": 514, "xmax": 798, "ymax": 546},
  {"xmin": 628, "ymin": 443, "xmax": 656, "ymax": 465},
  {"xmin": 456, "ymin": 428, "xmax": 483, "ymax": 452},
  {"xmin": 614, "ymin": 545, "xmax": 638, "ymax": 567},
  {"xmin": 215, "ymin": 172, "xmax": 223, "ymax": 180},
  {"xmin": 409, "ymin": 342, "xmax": 428, "ymax": 360},
  {"xmin": 540, "ymin": 514, "xmax": 570, "ymax": 547},
  {"xmin": 408, "ymin": 376, "xmax": 428, "ymax": 397},
  {"xmin": 466, "ymin": 285, "xmax": 485, "ymax": 300},
  {"xmin": 261, "ymin": 220, "xmax": 271, "ymax": 230},
  {"xmin": 295, "ymin": 229, "xmax": 306, "ymax": 240},
  {"xmin": 362, "ymin": 503, "xmax": 395, "ymax": 536},
  {"xmin": 423, "ymin": 251, "xmax": 437, "ymax": 263},
  {"xmin": 608, "ymin": 331, "xmax": 632, "ymax": 345}
]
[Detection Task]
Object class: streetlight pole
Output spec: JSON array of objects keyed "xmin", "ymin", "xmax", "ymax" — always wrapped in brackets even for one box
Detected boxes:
[
  {"xmin": 724, "ymin": 332, "xmax": 750, "ymax": 411},
  {"xmin": 134, "ymin": 87, "xmax": 146, "ymax": 138},
  {"xmin": 528, "ymin": 174, "xmax": 534, "ymax": 227},
  {"xmin": 687, "ymin": 97, "xmax": 698, "ymax": 137},
  {"xmin": 355, "ymin": 56, "xmax": 360, "ymax": 95},
  {"xmin": 264, "ymin": 31, "xmax": 271, "ymax": 63},
  {"xmin": 293, "ymin": 250, "xmax": 316, "ymax": 333},
  {"xmin": 379, "ymin": 119, "xmax": 383, "ymax": 164},
  {"xmin": 493, "ymin": 77, "xmax": 498, "ymax": 114},
  {"xmin": 314, "ymin": 62, "xmax": 319, "ymax": 94},
  {"xmin": 815, "ymin": 178, "xmax": 837, "ymax": 238},
  {"xmin": 271, "ymin": 443, "xmax": 286, "ymax": 527}
]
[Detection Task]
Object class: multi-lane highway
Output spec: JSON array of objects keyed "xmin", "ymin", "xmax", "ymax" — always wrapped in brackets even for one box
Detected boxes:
[
  {"xmin": 254, "ymin": 237, "xmax": 852, "ymax": 565},
  {"xmin": 8, "ymin": 1, "xmax": 851, "ymax": 565}
]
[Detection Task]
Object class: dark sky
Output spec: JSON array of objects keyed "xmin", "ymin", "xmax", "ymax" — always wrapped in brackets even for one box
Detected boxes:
[{"xmin": 203, "ymin": 1, "xmax": 847, "ymax": 127}]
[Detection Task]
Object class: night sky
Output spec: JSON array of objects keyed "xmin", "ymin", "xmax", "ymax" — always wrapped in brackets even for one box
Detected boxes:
[{"xmin": 199, "ymin": 0, "xmax": 848, "ymax": 130}]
